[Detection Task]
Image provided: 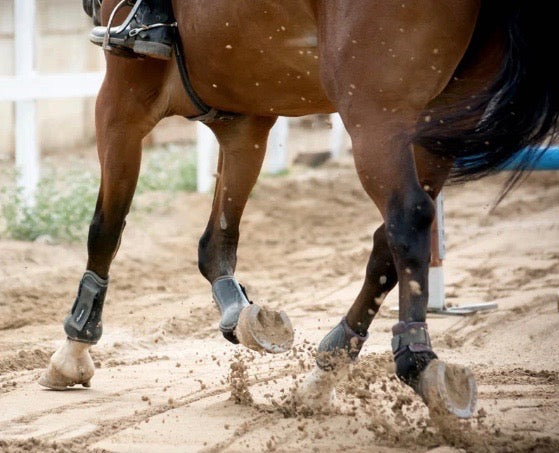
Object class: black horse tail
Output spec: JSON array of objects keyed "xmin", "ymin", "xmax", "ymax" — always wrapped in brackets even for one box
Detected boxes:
[{"xmin": 413, "ymin": 1, "xmax": 559, "ymax": 196}]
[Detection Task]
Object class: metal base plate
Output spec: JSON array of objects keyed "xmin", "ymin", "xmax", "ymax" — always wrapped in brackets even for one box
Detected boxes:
[{"xmin": 390, "ymin": 302, "xmax": 498, "ymax": 317}]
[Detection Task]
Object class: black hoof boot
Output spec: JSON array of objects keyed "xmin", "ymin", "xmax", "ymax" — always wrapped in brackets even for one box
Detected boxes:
[
  {"xmin": 89, "ymin": 0, "xmax": 176, "ymax": 60},
  {"xmin": 392, "ymin": 321, "xmax": 437, "ymax": 391},
  {"xmin": 316, "ymin": 317, "xmax": 368, "ymax": 370}
]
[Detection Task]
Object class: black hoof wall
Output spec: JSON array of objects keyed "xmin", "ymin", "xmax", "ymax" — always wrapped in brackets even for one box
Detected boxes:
[
  {"xmin": 222, "ymin": 330, "xmax": 240, "ymax": 345},
  {"xmin": 395, "ymin": 349, "xmax": 438, "ymax": 391}
]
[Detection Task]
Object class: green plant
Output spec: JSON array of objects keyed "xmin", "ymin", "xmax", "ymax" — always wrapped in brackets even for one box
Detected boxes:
[
  {"xmin": 0, "ymin": 146, "xmax": 198, "ymax": 243},
  {"xmin": 137, "ymin": 147, "xmax": 197, "ymax": 193},
  {"xmin": 0, "ymin": 170, "xmax": 98, "ymax": 242}
]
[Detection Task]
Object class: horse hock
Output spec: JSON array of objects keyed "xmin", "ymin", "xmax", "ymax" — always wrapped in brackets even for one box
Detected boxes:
[
  {"xmin": 392, "ymin": 321, "xmax": 477, "ymax": 418},
  {"xmin": 39, "ymin": 271, "xmax": 108, "ymax": 389},
  {"xmin": 212, "ymin": 276, "xmax": 294, "ymax": 353}
]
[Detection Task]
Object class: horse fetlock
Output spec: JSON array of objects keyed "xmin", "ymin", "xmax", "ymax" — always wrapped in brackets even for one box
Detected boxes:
[
  {"xmin": 316, "ymin": 317, "xmax": 368, "ymax": 370},
  {"xmin": 392, "ymin": 321, "xmax": 437, "ymax": 390},
  {"xmin": 391, "ymin": 321, "xmax": 477, "ymax": 418},
  {"xmin": 64, "ymin": 271, "xmax": 109, "ymax": 344},
  {"xmin": 39, "ymin": 339, "xmax": 95, "ymax": 390}
]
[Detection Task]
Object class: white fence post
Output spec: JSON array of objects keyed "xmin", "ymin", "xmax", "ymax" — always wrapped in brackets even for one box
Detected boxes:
[
  {"xmin": 329, "ymin": 113, "xmax": 347, "ymax": 159},
  {"xmin": 14, "ymin": 0, "xmax": 39, "ymax": 205},
  {"xmin": 196, "ymin": 122, "xmax": 219, "ymax": 193},
  {"xmin": 265, "ymin": 116, "xmax": 289, "ymax": 174},
  {"xmin": 428, "ymin": 193, "xmax": 446, "ymax": 310}
]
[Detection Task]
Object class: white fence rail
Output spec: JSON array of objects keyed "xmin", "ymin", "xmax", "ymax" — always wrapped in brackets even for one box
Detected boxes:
[
  {"xmin": 0, "ymin": 0, "xmax": 104, "ymax": 204},
  {"xmin": 2, "ymin": 2, "xmax": 351, "ymax": 202}
]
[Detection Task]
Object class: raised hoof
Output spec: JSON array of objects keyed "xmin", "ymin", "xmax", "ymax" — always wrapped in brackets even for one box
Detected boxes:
[
  {"xmin": 296, "ymin": 366, "xmax": 338, "ymax": 410},
  {"xmin": 417, "ymin": 359, "xmax": 477, "ymax": 419},
  {"xmin": 235, "ymin": 304, "xmax": 294, "ymax": 354},
  {"xmin": 222, "ymin": 330, "xmax": 240, "ymax": 345},
  {"xmin": 39, "ymin": 339, "xmax": 95, "ymax": 390}
]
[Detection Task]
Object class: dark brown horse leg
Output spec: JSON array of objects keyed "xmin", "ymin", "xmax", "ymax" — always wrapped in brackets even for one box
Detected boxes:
[
  {"xmin": 341, "ymin": 30, "xmax": 500, "ymax": 339},
  {"xmin": 86, "ymin": 107, "xmax": 145, "ymax": 279},
  {"xmin": 197, "ymin": 116, "xmax": 293, "ymax": 352},
  {"xmin": 40, "ymin": 77, "xmax": 161, "ymax": 389},
  {"xmin": 344, "ymin": 146, "xmax": 453, "ymax": 335},
  {"xmin": 197, "ymin": 116, "xmax": 274, "ymax": 283},
  {"xmin": 315, "ymin": 115, "xmax": 438, "ymax": 362}
]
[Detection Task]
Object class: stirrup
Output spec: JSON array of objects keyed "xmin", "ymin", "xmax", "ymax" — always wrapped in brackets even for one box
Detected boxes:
[{"xmin": 102, "ymin": 0, "xmax": 143, "ymax": 52}]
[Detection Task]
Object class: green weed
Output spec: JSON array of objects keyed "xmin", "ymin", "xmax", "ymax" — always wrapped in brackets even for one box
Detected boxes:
[{"xmin": 0, "ymin": 146, "xmax": 197, "ymax": 243}]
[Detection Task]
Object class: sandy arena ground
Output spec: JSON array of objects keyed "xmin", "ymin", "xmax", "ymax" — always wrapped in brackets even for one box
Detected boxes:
[{"xmin": 0, "ymin": 154, "xmax": 558, "ymax": 452}]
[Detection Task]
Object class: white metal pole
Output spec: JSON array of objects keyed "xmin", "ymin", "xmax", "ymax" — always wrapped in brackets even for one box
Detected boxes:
[
  {"xmin": 196, "ymin": 122, "xmax": 219, "ymax": 193},
  {"xmin": 329, "ymin": 113, "xmax": 346, "ymax": 159},
  {"xmin": 428, "ymin": 193, "xmax": 446, "ymax": 310},
  {"xmin": 265, "ymin": 116, "xmax": 289, "ymax": 174},
  {"xmin": 14, "ymin": 0, "xmax": 39, "ymax": 206}
]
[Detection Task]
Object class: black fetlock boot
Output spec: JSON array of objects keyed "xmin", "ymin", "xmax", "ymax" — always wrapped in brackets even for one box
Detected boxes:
[
  {"xmin": 391, "ymin": 321, "xmax": 437, "ymax": 391},
  {"xmin": 392, "ymin": 321, "xmax": 478, "ymax": 418},
  {"xmin": 316, "ymin": 317, "xmax": 368, "ymax": 370},
  {"xmin": 64, "ymin": 271, "xmax": 109, "ymax": 344},
  {"xmin": 89, "ymin": 0, "xmax": 176, "ymax": 60}
]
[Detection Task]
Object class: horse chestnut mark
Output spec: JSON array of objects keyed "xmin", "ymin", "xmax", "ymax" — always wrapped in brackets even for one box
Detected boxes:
[{"xmin": 42, "ymin": 0, "xmax": 557, "ymax": 420}]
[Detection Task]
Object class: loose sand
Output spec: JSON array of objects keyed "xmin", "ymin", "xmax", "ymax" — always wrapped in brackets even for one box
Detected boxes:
[{"xmin": 1, "ymin": 156, "xmax": 558, "ymax": 452}]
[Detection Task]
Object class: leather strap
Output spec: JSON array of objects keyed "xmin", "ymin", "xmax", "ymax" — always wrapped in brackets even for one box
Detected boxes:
[
  {"xmin": 391, "ymin": 321, "xmax": 433, "ymax": 357},
  {"xmin": 172, "ymin": 33, "xmax": 239, "ymax": 124}
]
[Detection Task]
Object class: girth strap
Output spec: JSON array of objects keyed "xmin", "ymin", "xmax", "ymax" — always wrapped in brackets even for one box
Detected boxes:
[{"xmin": 172, "ymin": 33, "xmax": 239, "ymax": 124}]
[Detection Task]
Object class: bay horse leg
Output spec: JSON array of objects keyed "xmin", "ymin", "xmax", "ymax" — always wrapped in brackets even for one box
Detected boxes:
[
  {"xmin": 197, "ymin": 116, "xmax": 294, "ymax": 352},
  {"xmin": 40, "ymin": 67, "xmax": 163, "ymax": 389},
  {"xmin": 301, "ymin": 143, "xmax": 453, "ymax": 407},
  {"xmin": 344, "ymin": 146, "xmax": 453, "ymax": 336},
  {"xmin": 303, "ymin": 0, "xmax": 480, "ymax": 414},
  {"xmin": 198, "ymin": 116, "xmax": 274, "ymax": 282},
  {"xmin": 341, "ymin": 23, "xmax": 502, "ymax": 338}
]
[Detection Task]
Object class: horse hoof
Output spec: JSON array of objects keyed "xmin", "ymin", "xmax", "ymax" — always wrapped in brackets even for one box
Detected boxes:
[
  {"xmin": 417, "ymin": 359, "xmax": 477, "ymax": 419},
  {"xmin": 235, "ymin": 304, "xmax": 294, "ymax": 353},
  {"xmin": 39, "ymin": 339, "xmax": 95, "ymax": 390},
  {"xmin": 296, "ymin": 366, "xmax": 338, "ymax": 410}
]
